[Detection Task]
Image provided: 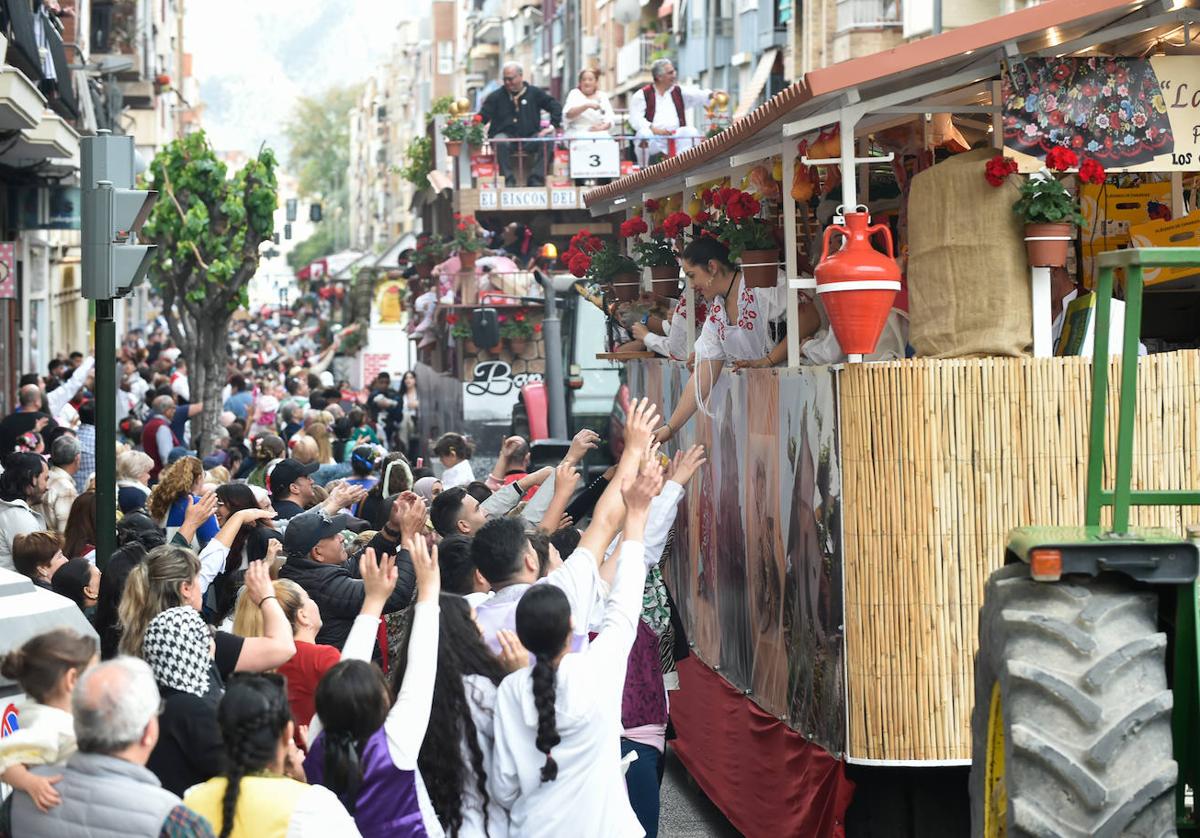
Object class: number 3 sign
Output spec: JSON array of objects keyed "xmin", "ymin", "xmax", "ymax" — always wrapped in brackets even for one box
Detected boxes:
[{"xmin": 569, "ymin": 138, "xmax": 621, "ymax": 179}]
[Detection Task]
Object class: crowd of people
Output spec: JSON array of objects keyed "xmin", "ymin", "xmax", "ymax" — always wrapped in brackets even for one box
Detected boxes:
[{"xmin": 0, "ymin": 299, "xmax": 707, "ymax": 838}]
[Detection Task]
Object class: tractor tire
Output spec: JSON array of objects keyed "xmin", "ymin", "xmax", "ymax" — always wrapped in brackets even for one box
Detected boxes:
[{"xmin": 969, "ymin": 563, "xmax": 1177, "ymax": 838}]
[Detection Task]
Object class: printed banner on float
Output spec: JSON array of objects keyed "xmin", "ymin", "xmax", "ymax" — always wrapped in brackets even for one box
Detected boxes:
[{"xmin": 1003, "ymin": 56, "xmax": 1200, "ymax": 172}]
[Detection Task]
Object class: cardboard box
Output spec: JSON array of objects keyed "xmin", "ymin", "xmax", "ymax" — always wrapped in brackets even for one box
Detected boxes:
[
  {"xmin": 1080, "ymin": 181, "xmax": 1173, "ymax": 241},
  {"xmin": 1127, "ymin": 212, "xmax": 1200, "ymax": 288}
]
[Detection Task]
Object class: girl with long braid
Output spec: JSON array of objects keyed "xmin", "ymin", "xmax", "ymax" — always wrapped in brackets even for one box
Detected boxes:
[
  {"xmin": 391, "ymin": 593, "xmax": 524, "ymax": 837},
  {"xmin": 183, "ymin": 673, "xmax": 360, "ymax": 837},
  {"xmin": 489, "ymin": 453, "xmax": 663, "ymax": 838}
]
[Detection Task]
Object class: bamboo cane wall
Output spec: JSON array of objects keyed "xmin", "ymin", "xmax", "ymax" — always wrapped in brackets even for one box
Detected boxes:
[{"xmin": 839, "ymin": 351, "xmax": 1200, "ymax": 762}]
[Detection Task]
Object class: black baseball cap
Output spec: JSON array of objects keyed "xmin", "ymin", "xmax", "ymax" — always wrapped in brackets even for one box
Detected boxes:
[
  {"xmin": 268, "ymin": 458, "xmax": 318, "ymax": 495},
  {"xmin": 283, "ymin": 511, "xmax": 352, "ymax": 558}
]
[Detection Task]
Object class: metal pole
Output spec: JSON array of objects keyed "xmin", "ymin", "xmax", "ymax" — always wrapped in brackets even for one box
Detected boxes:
[
  {"xmin": 540, "ymin": 275, "xmax": 568, "ymax": 439},
  {"xmin": 94, "ymin": 299, "xmax": 116, "ymax": 571}
]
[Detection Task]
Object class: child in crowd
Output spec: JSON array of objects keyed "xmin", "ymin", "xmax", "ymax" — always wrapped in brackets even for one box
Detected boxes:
[
  {"xmin": 433, "ymin": 433, "xmax": 476, "ymax": 489},
  {"xmin": 0, "ymin": 630, "xmax": 98, "ymax": 813}
]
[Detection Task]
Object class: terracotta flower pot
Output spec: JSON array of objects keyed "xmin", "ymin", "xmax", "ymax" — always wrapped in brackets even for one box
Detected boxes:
[
  {"xmin": 463, "ymin": 338, "xmax": 477, "ymax": 354},
  {"xmin": 1023, "ymin": 223, "xmax": 1072, "ymax": 268},
  {"xmin": 740, "ymin": 249, "xmax": 780, "ymax": 289},
  {"xmin": 445, "ymin": 140, "xmax": 463, "ymax": 157},
  {"xmin": 608, "ymin": 271, "xmax": 640, "ymax": 302},
  {"xmin": 650, "ymin": 264, "xmax": 680, "ymax": 297},
  {"xmin": 509, "ymin": 337, "xmax": 528, "ymax": 355},
  {"xmin": 460, "ymin": 250, "xmax": 477, "ymax": 270},
  {"xmin": 814, "ymin": 212, "xmax": 901, "ymax": 356}
]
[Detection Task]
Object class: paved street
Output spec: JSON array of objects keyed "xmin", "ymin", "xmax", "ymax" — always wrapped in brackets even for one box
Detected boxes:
[{"xmin": 661, "ymin": 746, "xmax": 742, "ymax": 837}]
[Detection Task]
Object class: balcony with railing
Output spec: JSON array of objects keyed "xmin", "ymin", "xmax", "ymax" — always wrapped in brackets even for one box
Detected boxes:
[
  {"xmin": 616, "ymin": 35, "xmax": 655, "ymax": 89},
  {"xmin": 91, "ymin": 0, "xmax": 143, "ymax": 77},
  {"xmin": 836, "ymin": 0, "xmax": 901, "ymax": 30}
]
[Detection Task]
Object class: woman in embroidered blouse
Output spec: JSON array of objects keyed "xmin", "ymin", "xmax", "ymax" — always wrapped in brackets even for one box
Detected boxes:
[{"xmin": 653, "ymin": 237, "xmax": 820, "ymax": 445}]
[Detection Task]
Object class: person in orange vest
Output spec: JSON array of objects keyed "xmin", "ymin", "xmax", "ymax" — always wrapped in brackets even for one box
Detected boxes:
[{"xmin": 627, "ymin": 59, "xmax": 716, "ymax": 167}]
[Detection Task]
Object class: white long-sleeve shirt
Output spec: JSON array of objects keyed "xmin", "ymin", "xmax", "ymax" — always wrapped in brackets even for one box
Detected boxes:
[
  {"xmin": 627, "ymin": 84, "xmax": 710, "ymax": 135},
  {"xmin": 489, "ymin": 540, "xmax": 648, "ymax": 838},
  {"xmin": 46, "ymin": 357, "xmax": 94, "ymax": 423},
  {"xmin": 459, "ymin": 674, "xmax": 510, "ymax": 838}
]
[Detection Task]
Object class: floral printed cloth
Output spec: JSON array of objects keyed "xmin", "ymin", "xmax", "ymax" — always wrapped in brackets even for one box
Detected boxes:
[{"xmin": 1003, "ymin": 57, "xmax": 1173, "ymax": 167}]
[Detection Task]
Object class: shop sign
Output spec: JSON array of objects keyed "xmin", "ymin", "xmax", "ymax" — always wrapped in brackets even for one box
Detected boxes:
[
  {"xmin": 1003, "ymin": 56, "xmax": 1200, "ymax": 172},
  {"xmin": 463, "ymin": 360, "xmax": 543, "ymax": 420},
  {"xmin": 0, "ymin": 244, "xmax": 15, "ymax": 300},
  {"xmin": 477, "ymin": 188, "xmax": 582, "ymax": 211}
]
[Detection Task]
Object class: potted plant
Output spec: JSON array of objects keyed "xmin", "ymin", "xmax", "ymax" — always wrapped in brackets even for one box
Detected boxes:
[
  {"xmin": 694, "ymin": 186, "xmax": 780, "ymax": 288},
  {"xmin": 446, "ymin": 313, "xmax": 476, "ymax": 354},
  {"xmin": 622, "ymin": 213, "xmax": 681, "ymax": 298},
  {"xmin": 562, "ymin": 230, "xmax": 641, "ymax": 302},
  {"xmin": 443, "ymin": 114, "xmax": 485, "ymax": 158},
  {"xmin": 986, "ymin": 148, "xmax": 1105, "ymax": 267},
  {"xmin": 499, "ymin": 309, "xmax": 536, "ymax": 354},
  {"xmin": 452, "ymin": 213, "xmax": 486, "ymax": 270},
  {"xmin": 414, "ymin": 235, "xmax": 445, "ymax": 278}
]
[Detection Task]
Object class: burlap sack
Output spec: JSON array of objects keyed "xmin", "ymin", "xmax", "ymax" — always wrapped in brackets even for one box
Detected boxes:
[{"xmin": 907, "ymin": 147, "xmax": 1031, "ymax": 357}]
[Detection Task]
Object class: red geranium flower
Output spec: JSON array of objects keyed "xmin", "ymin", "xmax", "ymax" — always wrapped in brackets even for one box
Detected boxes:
[
  {"xmin": 498, "ymin": 314, "xmax": 508, "ymax": 323},
  {"xmin": 473, "ymin": 114, "xmax": 483, "ymax": 123},
  {"xmin": 645, "ymin": 198, "xmax": 660, "ymax": 212},
  {"xmin": 534, "ymin": 323, "xmax": 543, "ymax": 333},
  {"xmin": 1078, "ymin": 157, "xmax": 1106, "ymax": 185},
  {"xmin": 514, "ymin": 310, "xmax": 526, "ymax": 322},
  {"xmin": 662, "ymin": 211, "xmax": 692, "ymax": 239},
  {"xmin": 1045, "ymin": 145, "xmax": 1078, "ymax": 172},
  {"xmin": 700, "ymin": 189, "xmax": 714, "ymax": 206},
  {"xmin": 620, "ymin": 217, "xmax": 649, "ymax": 237},
  {"xmin": 445, "ymin": 313, "xmax": 458, "ymax": 325},
  {"xmin": 568, "ymin": 253, "xmax": 591, "ymax": 277},
  {"xmin": 693, "ymin": 210, "xmax": 711, "ymax": 224},
  {"xmin": 983, "ymin": 154, "xmax": 1018, "ymax": 187}
]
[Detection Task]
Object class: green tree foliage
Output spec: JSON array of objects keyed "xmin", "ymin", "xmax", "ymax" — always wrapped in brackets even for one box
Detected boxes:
[
  {"xmin": 143, "ymin": 130, "xmax": 277, "ymax": 454},
  {"xmin": 285, "ymin": 84, "xmax": 360, "ymax": 258}
]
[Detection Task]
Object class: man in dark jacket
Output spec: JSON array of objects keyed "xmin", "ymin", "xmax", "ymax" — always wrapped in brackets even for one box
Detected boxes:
[
  {"xmin": 478, "ymin": 62, "xmax": 562, "ymax": 187},
  {"xmin": 278, "ymin": 493, "xmax": 426, "ymax": 648}
]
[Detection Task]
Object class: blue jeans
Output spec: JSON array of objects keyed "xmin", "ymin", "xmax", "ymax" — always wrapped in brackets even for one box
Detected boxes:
[{"xmin": 621, "ymin": 739, "xmax": 663, "ymax": 838}]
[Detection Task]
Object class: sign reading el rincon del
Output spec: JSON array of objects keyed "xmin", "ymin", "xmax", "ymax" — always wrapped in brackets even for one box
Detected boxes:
[{"xmin": 471, "ymin": 187, "xmax": 588, "ymax": 212}]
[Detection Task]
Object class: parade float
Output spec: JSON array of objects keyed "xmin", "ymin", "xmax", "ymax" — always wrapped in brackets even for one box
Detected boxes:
[{"xmin": 583, "ymin": 0, "xmax": 1200, "ymax": 832}]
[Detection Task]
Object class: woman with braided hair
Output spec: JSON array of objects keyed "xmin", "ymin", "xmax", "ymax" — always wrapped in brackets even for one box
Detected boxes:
[
  {"xmin": 488, "ymin": 455, "xmax": 662, "ymax": 838},
  {"xmin": 391, "ymin": 593, "xmax": 523, "ymax": 837},
  {"xmin": 183, "ymin": 673, "xmax": 360, "ymax": 837}
]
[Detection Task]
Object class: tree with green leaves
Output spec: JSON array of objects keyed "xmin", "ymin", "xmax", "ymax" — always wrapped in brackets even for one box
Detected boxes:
[
  {"xmin": 285, "ymin": 84, "xmax": 361, "ymax": 260},
  {"xmin": 143, "ymin": 130, "xmax": 278, "ymax": 455}
]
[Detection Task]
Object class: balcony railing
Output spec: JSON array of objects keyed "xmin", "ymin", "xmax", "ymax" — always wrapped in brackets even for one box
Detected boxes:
[
  {"xmin": 91, "ymin": 0, "xmax": 138, "ymax": 55},
  {"xmin": 616, "ymin": 35, "xmax": 655, "ymax": 85},
  {"xmin": 836, "ymin": 0, "xmax": 901, "ymax": 30}
]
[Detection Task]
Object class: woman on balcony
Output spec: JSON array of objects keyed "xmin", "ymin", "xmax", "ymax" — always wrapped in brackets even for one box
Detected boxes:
[{"xmin": 563, "ymin": 69, "xmax": 616, "ymax": 137}]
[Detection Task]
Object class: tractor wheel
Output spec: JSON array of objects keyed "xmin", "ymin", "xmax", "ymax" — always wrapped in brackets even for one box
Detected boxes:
[{"xmin": 969, "ymin": 563, "xmax": 1176, "ymax": 838}]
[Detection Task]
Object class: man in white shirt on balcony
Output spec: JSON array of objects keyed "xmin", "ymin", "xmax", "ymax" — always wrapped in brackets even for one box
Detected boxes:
[{"xmin": 627, "ymin": 59, "xmax": 712, "ymax": 167}]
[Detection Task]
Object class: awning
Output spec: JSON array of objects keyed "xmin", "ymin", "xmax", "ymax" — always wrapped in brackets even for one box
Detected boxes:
[
  {"xmin": 585, "ymin": 0, "xmax": 1186, "ymax": 207},
  {"xmin": 46, "ymin": 26, "xmax": 79, "ymax": 118},
  {"xmin": 0, "ymin": 110, "xmax": 79, "ymax": 163},
  {"xmin": 735, "ymin": 48, "xmax": 778, "ymax": 120},
  {"xmin": 374, "ymin": 232, "xmax": 419, "ymax": 268},
  {"xmin": 3, "ymin": 0, "xmax": 41, "ymax": 78}
]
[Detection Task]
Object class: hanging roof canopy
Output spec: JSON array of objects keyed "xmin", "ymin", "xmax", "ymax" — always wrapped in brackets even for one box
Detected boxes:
[{"xmin": 585, "ymin": 0, "xmax": 1200, "ymax": 210}]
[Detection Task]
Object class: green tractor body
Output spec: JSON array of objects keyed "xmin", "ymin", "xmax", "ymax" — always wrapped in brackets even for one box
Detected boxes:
[{"xmin": 973, "ymin": 248, "xmax": 1200, "ymax": 837}]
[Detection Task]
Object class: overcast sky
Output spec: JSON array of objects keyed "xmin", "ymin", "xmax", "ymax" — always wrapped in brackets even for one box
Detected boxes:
[{"xmin": 187, "ymin": 1, "xmax": 410, "ymax": 164}]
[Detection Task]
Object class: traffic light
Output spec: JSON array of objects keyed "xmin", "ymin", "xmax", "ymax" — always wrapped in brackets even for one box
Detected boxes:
[
  {"xmin": 310, "ymin": 203, "xmax": 323, "ymax": 222},
  {"xmin": 286, "ymin": 198, "xmax": 298, "ymax": 222},
  {"xmin": 284, "ymin": 223, "xmax": 292, "ymax": 240},
  {"xmin": 81, "ymin": 132, "xmax": 157, "ymax": 300}
]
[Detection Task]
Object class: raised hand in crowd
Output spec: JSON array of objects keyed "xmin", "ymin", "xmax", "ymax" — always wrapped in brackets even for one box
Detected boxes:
[
  {"xmin": 496, "ymin": 629, "xmax": 529, "ymax": 673},
  {"xmin": 668, "ymin": 444, "xmax": 707, "ymax": 487},
  {"xmin": 322, "ymin": 481, "xmax": 368, "ymax": 515},
  {"xmin": 360, "ymin": 547, "xmax": 399, "ymax": 617},
  {"xmin": 406, "ymin": 533, "xmax": 440, "ymax": 604},
  {"xmin": 564, "ymin": 428, "xmax": 600, "ymax": 465}
]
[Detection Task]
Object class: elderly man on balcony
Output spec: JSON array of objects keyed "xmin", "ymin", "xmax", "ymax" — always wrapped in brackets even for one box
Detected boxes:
[
  {"xmin": 479, "ymin": 62, "xmax": 563, "ymax": 187},
  {"xmin": 628, "ymin": 58, "xmax": 712, "ymax": 167}
]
